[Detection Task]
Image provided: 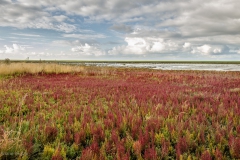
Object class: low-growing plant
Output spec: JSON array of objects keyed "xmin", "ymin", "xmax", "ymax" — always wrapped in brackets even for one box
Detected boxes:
[
  {"xmin": 4, "ymin": 58, "xmax": 10, "ymax": 65},
  {"xmin": 0, "ymin": 67, "xmax": 240, "ymax": 159}
]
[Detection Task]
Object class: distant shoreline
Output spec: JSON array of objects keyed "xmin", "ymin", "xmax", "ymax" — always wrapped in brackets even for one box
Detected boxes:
[
  {"xmin": 1, "ymin": 61, "xmax": 239, "ymax": 72},
  {"xmin": 1, "ymin": 60, "xmax": 240, "ymax": 64}
]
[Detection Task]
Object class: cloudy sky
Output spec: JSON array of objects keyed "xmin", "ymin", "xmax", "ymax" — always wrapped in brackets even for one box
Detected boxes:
[{"xmin": 0, "ymin": 0, "xmax": 240, "ymax": 60}]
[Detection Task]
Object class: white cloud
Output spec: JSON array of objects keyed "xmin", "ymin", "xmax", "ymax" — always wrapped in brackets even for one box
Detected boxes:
[
  {"xmin": 71, "ymin": 43, "xmax": 105, "ymax": 56},
  {"xmin": 1, "ymin": 0, "xmax": 240, "ymax": 60},
  {"xmin": 1, "ymin": 0, "xmax": 240, "ymax": 35},
  {"xmin": 109, "ymin": 36, "xmax": 234, "ymax": 57},
  {"xmin": 193, "ymin": 45, "xmax": 212, "ymax": 55},
  {"xmin": 3, "ymin": 44, "xmax": 25, "ymax": 53},
  {"xmin": 213, "ymin": 48, "xmax": 222, "ymax": 54},
  {"xmin": 230, "ymin": 49, "xmax": 240, "ymax": 54},
  {"xmin": 54, "ymin": 23, "xmax": 77, "ymax": 33},
  {"xmin": 0, "ymin": 1, "xmax": 77, "ymax": 33},
  {"xmin": 183, "ymin": 42, "xmax": 191, "ymax": 48},
  {"xmin": 12, "ymin": 33, "xmax": 42, "ymax": 37},
  {"xmin": 52, "ymin": 40, "xmax": 97, "ymax": 47},
  {"xmin": 109, "ymin": 37, "xmax": 179, "ymax": 55},
  {"xmin": 27, "ymin": 21, "xmax": 77, "ymax": 33},
  {"xmin": 191, "ymin": 44, "xmax": 230, "ymax": 55},
  {"xmin": 53, "ymin": 15, "xmax": 68, "ymax": 22},
  {"xmin": 63, "ymin": 34, "xmax": 106, "ymax": 39},
  {"xmin": 52, "ymin": 40, "xmax": 76, "ymax": 46}
]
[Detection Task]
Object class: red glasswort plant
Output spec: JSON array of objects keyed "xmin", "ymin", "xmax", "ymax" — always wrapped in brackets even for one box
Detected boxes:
[{"xmin": 0, "ymin": 68, "xmax": 240, "ymax": 159}]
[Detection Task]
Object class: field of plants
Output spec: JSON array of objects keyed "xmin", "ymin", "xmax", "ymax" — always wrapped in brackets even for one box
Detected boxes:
[{"xmin": 0, "ymin": 64, "xmax": 240, "ymax": 159}]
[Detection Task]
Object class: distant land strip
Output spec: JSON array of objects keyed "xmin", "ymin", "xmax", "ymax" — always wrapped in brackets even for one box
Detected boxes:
[{"xmin": 1, "ymin": 60, "xmax": 240, "ymax": 64}]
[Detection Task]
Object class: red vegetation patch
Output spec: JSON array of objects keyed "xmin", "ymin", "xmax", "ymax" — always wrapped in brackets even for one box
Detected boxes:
[{"xmin": 0, "ymin": 69, "xmax": 240, "ymax": 159}]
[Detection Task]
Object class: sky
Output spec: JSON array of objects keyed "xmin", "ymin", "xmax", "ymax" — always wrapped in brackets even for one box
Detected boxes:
[{"xmin": 0, "ymin": 0, "xmax": 240, "ymax": 61}]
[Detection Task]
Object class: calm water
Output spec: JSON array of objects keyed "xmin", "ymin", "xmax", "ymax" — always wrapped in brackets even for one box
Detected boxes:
[{"xmin": 83, "ymin": 63, "xmax": 240, "ymax": 71}]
